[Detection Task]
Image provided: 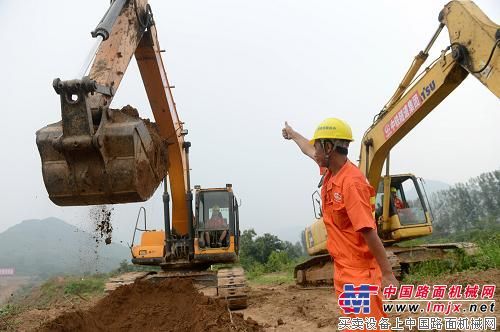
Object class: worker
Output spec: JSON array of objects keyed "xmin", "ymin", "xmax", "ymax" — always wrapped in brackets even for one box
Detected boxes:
[
  {"xmin": 282, "ymin": 118, "xmax": 398, "ymax": 329},
  {"xmin": 391, "ymin": 187, "xmax": 405, "ymax": 210},
  {"xmin": 204, "ymin": 206, "xmax": 228, "ymax": 247}
]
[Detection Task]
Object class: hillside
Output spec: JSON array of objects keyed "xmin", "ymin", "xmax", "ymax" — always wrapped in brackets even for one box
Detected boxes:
[{"xmin": 0, "ymin": 217, "xmax": 129, "ymax": 277}]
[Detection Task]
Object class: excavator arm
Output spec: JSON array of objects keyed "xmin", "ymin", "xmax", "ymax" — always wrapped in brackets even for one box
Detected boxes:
[
  {"xmin": 360, "ymin": 0, "xmax": 499, "ymax": 189},
  {"xmin": 36, "ymin": 0, "xmax": 191, "ymax": 235}
]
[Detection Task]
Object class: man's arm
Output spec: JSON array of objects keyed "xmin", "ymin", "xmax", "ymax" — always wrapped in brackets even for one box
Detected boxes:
[
  {"xmin": 361, "ymin": 228, "xmax": 399, "ymax": 292},
  {"xmin": 282, "ymin": 121, "xmax": 315, "ymax": 160}
]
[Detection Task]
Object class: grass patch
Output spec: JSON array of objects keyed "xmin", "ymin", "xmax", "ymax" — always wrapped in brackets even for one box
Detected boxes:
[
  {"xmin": 0, "ymin": 303, "xmax": 22, "ymax": 318},
  {"xmin": 0, "ymin": 304, "xmax": 23, "ymax": 331},
  {"xmin": 0, "ymin": 275, "xmax": 106, "ymax": 330},
  {"xmin": 36, "ymin": 278, "xmax": 66, "ymax": 306},
  {"xmin": 64, "ymin": 276, "xmax": 106, "ymax": 296},
  {"xmin": 248, "ymin": 271, "xmax": 295, "ymax": 285},
  {"xmin": 9, "ymin": 275, "xmax": 107, "ymax": 309},
  {"xmin": 403, "ymin": 230, "xmax": 500, "ymax": 283}
]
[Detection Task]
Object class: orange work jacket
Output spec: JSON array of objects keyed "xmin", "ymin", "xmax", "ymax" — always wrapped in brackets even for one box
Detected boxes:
[
  {"xmin": 321, "ymin": 160, "xmax": 387, "ymax": 330},
  {"xmin": 320, "ymin": 160, "xmax": 378, "ymax": 270}
]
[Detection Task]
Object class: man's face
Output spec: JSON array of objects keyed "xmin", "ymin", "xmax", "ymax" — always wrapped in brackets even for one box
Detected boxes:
[{"xmin": 313, "ymin": 140, "xmax": 331, "ymax": 167}]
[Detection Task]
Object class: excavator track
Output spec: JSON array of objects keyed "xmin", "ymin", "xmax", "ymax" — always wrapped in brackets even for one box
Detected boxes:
[
  {"xmin": 294, "ymin": 253, "xmax": 401, "ymax": 286},
  {"xmin": 105, "ymin": 267, "xmax": 248, "ymax": 310},
  {"xmin": 294, "ymin": 254, "xmax": 333, "ymax": 286},
  {"xmin": 294, "ymin": 242, "xmax": 478, "ymax": 286},
  {"xmin": 217, "ymin": 267, "xmax": 248, "ymax": 310}
]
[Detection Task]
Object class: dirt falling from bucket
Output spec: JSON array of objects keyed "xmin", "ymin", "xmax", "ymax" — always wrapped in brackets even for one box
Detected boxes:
[{"xmin": 89, "ymin": 205, "xmax": 114, "ymax": 245}]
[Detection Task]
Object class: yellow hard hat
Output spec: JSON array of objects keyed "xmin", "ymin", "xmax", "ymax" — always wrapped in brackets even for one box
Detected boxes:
[
  {"xmin": 309, "ymin": 118, "xmax": 354, "ymax": 144},
  {"xmin": 391, "ymin": 187, "xmax": 397, "ymax": 193},
  {"xmin": 212, "ymin": 205, "xmax": 220, "ymax": 211}
]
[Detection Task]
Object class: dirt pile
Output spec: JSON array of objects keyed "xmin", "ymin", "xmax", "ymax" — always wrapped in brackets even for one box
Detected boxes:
[{"xmin": 37, "ymin": 279, "xmax": 262, "ymax": 332}]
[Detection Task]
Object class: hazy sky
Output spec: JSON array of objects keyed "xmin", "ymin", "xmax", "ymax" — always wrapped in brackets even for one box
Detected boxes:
[{"xmin": 0, "ymin": 0, "xmax": 498, "ymax": 244}]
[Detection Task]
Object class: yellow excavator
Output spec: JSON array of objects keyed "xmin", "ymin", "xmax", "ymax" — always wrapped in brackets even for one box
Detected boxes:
[
  {"xmin": 295, "ymin": 0, "xmax": 499, "ymax": 284},
  {"xmin": 35, "ymin": 0, "xmax": 246, "ymax": 308}
]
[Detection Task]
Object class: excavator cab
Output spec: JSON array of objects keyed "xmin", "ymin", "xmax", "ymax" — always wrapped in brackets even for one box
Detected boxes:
[
  {"xmin": 193, "ymin": 185, "xmax": 240, "ymax": 263},
  {"xmin": 376, "ymin": 174, "xmax": 433, "ymax": 243},
  {"xmin": 131, "ymin": 184, "xmax": 240, "ymax": 267}
]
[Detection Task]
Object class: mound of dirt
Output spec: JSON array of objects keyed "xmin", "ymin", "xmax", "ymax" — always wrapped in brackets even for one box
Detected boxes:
[{"xmin": 37, "ymin": 279, "xmax": 262, "ymax": 332}]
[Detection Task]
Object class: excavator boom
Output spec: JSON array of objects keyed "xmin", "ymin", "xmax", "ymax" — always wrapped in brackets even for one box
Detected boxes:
[{"xmin": 36, "ymin": 0, "xmax": 190, "ymax": 235}]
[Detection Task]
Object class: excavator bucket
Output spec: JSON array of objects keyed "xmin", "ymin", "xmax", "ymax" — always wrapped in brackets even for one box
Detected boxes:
[{"xmin": 36, "ymin": 78, "xmax": 167, "ymax": 206}]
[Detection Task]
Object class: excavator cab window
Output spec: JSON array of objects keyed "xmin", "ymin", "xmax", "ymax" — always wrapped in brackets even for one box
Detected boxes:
[
  {"xmin": 375, "ymin": 175, "xmax": 429, "ymax": 226},
  {"xmin": 398, "ymin": 178, "xmax": 427, "ymax": 225},
  {"xmin": 195, "ymin": 190, "xmax": 233, "ymax": 248}
]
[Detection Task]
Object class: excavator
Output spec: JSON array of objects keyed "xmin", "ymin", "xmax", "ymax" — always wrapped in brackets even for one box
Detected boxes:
[
  {"xmin": 295, "ymin": 0, "xmax": 499, "ymax": 285},
  {"xmin": 35, "ymin": 0, "xmax": 247, "ymax": 308}
]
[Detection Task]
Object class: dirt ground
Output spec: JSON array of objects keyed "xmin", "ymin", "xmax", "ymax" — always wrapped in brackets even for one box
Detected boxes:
[
  {"xmin": 2, "ymin": 269, "xmax": 499, "ymax": 331},
  {"xmin": 244, "ymin": 269, "xmax": 500, "ymax": 331},
  {"xmin": 244, "ymin": 284, "xmax": 339, "ymax": 331}
]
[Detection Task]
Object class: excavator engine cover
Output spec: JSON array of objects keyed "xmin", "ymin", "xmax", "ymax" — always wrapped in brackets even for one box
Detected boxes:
[{"xmin": 36, "ymin": 78, "xmax": 167, "ymax": 206}]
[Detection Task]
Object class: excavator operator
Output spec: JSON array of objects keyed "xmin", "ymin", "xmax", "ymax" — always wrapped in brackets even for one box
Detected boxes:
[
  {"xmin": 203, "ymin": 206, "xmax": 228, "ymax": 248},
  {"xmin": 282, "ymin": 118, "xmax": 398, "ymax": 329},
  {"xmin": 391, "ymin": 187, "xmax": 405, "ymax": 210}
]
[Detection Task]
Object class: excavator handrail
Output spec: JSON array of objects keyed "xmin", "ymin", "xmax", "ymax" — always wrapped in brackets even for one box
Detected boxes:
[{"xmin": 130, "ymin": 206, "xmax": 147, "ymax": 249}]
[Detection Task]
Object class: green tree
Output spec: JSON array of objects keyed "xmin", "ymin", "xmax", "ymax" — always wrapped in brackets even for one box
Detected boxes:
[
  {"xmin": 282, "ymin": 241, "xmax": 304, "ymax": 260},
  {"xmin": 239, "ymin": 229, "xmax": 258, "ymax": 268},
  {"xmin": 431, "ymin": 169, "xmax": 500, "ymax": 235},
  {"xmin": 265, "ymin": 251, "xmax": 290, "ymax": 272}
]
